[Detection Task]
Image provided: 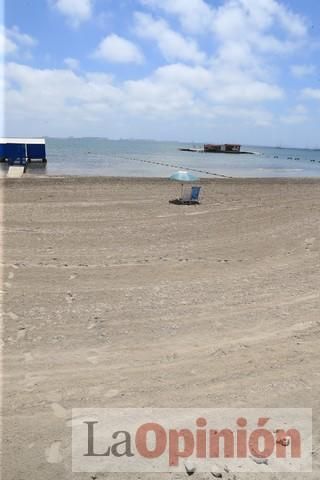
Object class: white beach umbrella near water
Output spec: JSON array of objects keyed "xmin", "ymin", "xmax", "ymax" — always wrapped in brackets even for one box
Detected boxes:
[{"xmin": 170, "ymin": 170, "xmax": 199, "ymax": 197}]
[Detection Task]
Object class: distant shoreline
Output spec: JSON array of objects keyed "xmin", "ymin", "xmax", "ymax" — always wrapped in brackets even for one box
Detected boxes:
[{"xmin": 42, "ymin": 137, "xmax": 320, "ymax": 150}]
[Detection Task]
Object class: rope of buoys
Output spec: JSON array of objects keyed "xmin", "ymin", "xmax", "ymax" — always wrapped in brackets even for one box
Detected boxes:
[
  {"xmin": 115, "ymin": 152, "xmax": 320, "ymax": 169},
  {"xmin": 260, "ymin": 153, "xmax": 320, "ymax": 165},
  {"xmin": 111, "ymin": 154, "xmax": 233, "ymax": 179},
  {"xmin": 87, "ymin": 151, "xmax": 320, "ymax": 175}
]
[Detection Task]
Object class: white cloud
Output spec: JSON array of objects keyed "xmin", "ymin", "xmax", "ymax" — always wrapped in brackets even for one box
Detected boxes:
[
  {"xmin": 0, "ymin": 26, "xmax": 37, "ymax": 58},
  {"xmin": 139, "ymin": 0, "xmax": 308, "ymax": 87},
  {"xmin": 52, "ymin": 0, "xmax": 92, "ymax": 26},
  {"xmin": 211, "ymin": 0, "xmax": 307, "ymax": 55},
  {"xmin": 280, "ymin": 105, "xmax": 309, "ymax": 125},
  {"xmin": 291, "ymin": 64, "xmax": 316, "ymax": 78},
  {"xmin": 139, "ymin": 0, "xmax": 214, "ymax": 34},
  {"xmin": 152, "ymin": 63, "xmax": 282, "ymax": 103},
  {"xmin": 211, "ymin": 104, "xmax": 274, "ymax": 126},
  {"xmin": 4, "ymin": 60, "xmax": 283, "ymax": 138},
  {"xmin": 208, "ymin": 77, "xmax": 282, "ymax": 103},
  {"xmin": 94, "ymin": 34, "xmax": 144, "ymax": 64},
  {"xmin": 302, "ymin": 88, "xmax": 320, "ymax": 101},
  {"xmin": 2, "ymin": 1, "xmax": 315, "ymax": 142},
  {"xmin": 64, "ymin": 57, "xmax": 80, "ymax": 70},
  {"xmin": 5, "ymin": 63, "xmax": 123, "ymax": 130},
  {"xmin": 134, "ymin": 12, "xmax": 206, "ymax": 64},
  {"xmin": 124, "ymin": 78, "xmax": 193, "ymax": 114},
  {"xmin": 154, "ymin": 64, "xmax": 212, "ymax": 89},
  {"xmin": 8, "ymin": 26, "xmax": 37, "ymax": 47},
  {"xmin": 6, "ymin": 0, "xmax": 305, "ymax": 137},
  {"xmin": 237, "ymin": 0, "xmax": 307, "ymax": 37},
  {"xmin": 0, "ymin": 29, "xmax": 17, "ymax": 56},
  {"xmin": 140, "ymin": 0, "xmax": 307, "ymax": 40}
]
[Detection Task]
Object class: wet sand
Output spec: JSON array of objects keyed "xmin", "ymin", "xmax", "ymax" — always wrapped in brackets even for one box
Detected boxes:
[{"xmin": 1, "ymin": 176, "xmax": 320, "ymax": 479}]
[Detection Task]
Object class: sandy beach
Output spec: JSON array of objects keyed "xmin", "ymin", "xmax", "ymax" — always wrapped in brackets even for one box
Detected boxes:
[{"xmin": 2, "ymin": 176, "xmax": 320, "ymax": 479}]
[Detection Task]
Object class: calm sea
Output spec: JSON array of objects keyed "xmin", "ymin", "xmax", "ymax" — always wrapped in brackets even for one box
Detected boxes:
[{"xmin": 8, "ymin": 138, "xmax": 320, "ymax": 178}]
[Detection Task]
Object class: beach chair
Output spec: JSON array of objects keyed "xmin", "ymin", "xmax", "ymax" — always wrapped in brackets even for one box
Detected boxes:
[
  {"xmin": 178, "ymin": 186, "xmax": 201, "ymax": 204},
  {"xmin": 190, "ymin": 186, "xmax": 201, "ymax": 203}
]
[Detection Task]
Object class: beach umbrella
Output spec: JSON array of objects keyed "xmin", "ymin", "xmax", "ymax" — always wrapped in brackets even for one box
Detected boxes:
[{"xmin": 170, "ymin": 170, "xmax": 199, "ymax": 197}]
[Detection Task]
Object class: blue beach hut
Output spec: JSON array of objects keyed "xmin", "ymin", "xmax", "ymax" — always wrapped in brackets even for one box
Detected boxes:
[{"xmin": 0, "ymin": 138, "xmax": 47, "ymax": 166}]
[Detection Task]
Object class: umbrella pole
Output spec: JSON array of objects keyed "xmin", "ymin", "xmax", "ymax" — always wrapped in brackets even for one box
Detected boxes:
[{"xmin": 181, "ymin": 183, "xmax": 184, "ymax": 199}]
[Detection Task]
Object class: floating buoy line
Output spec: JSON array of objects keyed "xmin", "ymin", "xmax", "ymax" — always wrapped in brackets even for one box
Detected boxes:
[
  {"xmin": 112, "ymin": 154, "xmax": 233, "ymax": 178},
  {"xmin": 86, "ymin": 151, "xmax": 320, "ymax": 177},
  {"xmin": 262, "ymin": 153, "xmax": 320, "ymax": 165}
]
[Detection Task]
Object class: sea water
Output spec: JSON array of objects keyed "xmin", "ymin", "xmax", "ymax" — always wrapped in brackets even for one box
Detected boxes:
[{"xmin": 4, "ymin": 138, "xmax": 320, "ymax": 178}]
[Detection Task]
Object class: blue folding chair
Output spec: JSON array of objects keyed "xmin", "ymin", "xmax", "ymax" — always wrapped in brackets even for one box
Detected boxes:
[
  {"xmin": 170, "ymin": 185, "xmax": 202, "ymax": 205},
  {"xmin": 191, "ymin": 186, "xmax": 201, "ymax": 203}
]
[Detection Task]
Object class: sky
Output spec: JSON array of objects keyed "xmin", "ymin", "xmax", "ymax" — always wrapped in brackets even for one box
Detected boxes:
[{"xmin": 2, "ymin": 0, "xmax": 320, "ymax": 146}]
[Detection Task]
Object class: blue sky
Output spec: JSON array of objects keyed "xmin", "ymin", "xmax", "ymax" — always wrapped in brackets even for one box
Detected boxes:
[{"xmin": 2, "ymin": 0, "xmax": 320, "ymax": 146}]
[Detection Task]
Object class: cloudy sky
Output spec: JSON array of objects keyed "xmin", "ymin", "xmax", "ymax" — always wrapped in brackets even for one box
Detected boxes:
[{"xmin": 2, "ymin": 0, "xmax": 320, "ymax": 146}]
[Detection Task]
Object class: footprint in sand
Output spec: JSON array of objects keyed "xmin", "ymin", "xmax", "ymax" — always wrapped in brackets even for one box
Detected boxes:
[
  {"xmin": 89, "ymin": 385, "xmax": 104, "ymax": 395},
  {"xmin": 8, "ymin": 271, "xmax": 14, "ymax": 280},
  {"xmin": 51, "ymin": 403, "xmax": 67, "ymax": 419},
  {"xmin": 24, "ymin": 373, "xmax": 46, "ymax": 388},
  {"xmin": 17, "ymin": 328, "xmax": 26, "ymax": 340},
  {"xmin": 87, "ymin": 355, "xmax": 99, "ymax": 364},
  {"xmin": 45, "ymin": 441, "xmax": 63, "ymax": 464},
  {"xmin": 46, "ymin": 392, "xmax": 62, "ymax": 402},
  {"xmin": 7, "ymin": 312, "xmax": 18, "ymax": 320},
  {"xmin": 65, "ymin": 292, "xmax": 74, "ymax": 304},
  {"xmin": 105, "ymin": 389, "xmax": 120, "ymax": 398},
  {"xmin": 24, "ymin": 352, "xmax": 33, "ymax": 362},
  {"xmin": 305, "ymin": 238, "xmax": 316, "ymax": 251}
]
